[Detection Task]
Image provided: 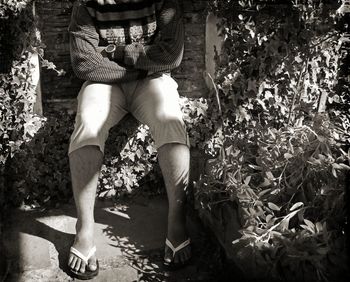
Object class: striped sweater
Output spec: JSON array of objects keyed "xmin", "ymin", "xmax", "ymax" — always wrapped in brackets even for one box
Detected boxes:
[{"xmin": 69, "ymin": 0, "xmax": 184, "ymax": 83}]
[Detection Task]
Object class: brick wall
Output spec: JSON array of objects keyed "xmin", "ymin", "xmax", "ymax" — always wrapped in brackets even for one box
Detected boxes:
[{"xmin": 36, "ymin": 0, "xmax": 208, "ymax": 105}]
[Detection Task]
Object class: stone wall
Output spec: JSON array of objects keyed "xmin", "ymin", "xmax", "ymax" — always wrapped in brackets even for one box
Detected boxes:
[{"xmin": 36, "ymin": 0, "xmax": 208, "ymax": 106}]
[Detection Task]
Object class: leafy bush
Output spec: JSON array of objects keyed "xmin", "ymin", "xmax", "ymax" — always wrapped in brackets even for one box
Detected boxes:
[
  {"xmin": 194, "ymin": 0, "xmax": 349, "ymax": 281},
  {"xmin": 4, "ymin": 112, "xmax": 73, "ymax": 209},
  {"xmin": 0, "ymin": 1, "xmax": 65, "ymax": 210}
]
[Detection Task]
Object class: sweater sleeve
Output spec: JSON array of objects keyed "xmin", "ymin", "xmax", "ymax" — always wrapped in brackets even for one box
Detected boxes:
[
  {"xmin": 69, "ymin": 2, "xmax": 147, "ymax": 83},
  {"xmin": 121, "ymin": 0, "xmax": 184, "ymax": 72}
]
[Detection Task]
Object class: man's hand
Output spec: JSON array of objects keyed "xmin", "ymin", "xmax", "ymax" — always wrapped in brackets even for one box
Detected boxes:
[{"xmin": 97, "ymin": 47, "xmax": 107, "ymax": 57}]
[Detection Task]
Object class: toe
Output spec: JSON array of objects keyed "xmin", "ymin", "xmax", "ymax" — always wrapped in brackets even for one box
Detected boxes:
[
  {"xmin": 69, "ymin": 256, "xmax": 77, "ymax": 270},
  {"xmin": 79, "ymin": 261, "xmax": 86, "ymax": 274},
  {"xmin": 88, "ymin": 257, "xmax": 97, "ymax": 271},
  {"xmin": 164, "ymin": 247, "xmax": 173, "ymax": 264},
  {"xmin": 68, "ymin": 254, "xmax": 74, "ymax": 265},
  {"xmin": 164, "ymin": 255, "xmax": 172, "ymax": 264},
  {"xmin": 75, "ymin": 258, "xmax": 82, "ymax": 272}
]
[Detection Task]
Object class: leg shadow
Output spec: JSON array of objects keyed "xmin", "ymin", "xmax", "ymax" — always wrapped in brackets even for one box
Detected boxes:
[{"xmin": 3, "ymin": 207, "xmax": 77, "ymax": 277}]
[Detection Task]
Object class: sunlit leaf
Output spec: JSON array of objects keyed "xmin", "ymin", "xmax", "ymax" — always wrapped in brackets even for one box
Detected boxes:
[
  {"xmin": 290, "ymin": 202, "xmax": 303, "ymax": 211},
  {"xmin": 268, "ymin": 202, "xmax": 280, "ymax": 211}
]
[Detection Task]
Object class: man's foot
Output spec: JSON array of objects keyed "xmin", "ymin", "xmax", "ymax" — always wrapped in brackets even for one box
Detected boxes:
[
  {"xmin": 164, "ymin": 218, "xmax": 191, "ymax": 267},
  {"xmin": 68, "ymin": 227, "xmax": 98, "ymax": 277}
]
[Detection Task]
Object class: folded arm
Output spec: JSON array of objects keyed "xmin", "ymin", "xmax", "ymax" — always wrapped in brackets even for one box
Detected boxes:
[
  {"xmin": 114, "ymin": 0, "xmax": 184, "ymax": 73},
  {"xmin": 69, "ymin": 2, "xmax": 147, "ymax": 83}
]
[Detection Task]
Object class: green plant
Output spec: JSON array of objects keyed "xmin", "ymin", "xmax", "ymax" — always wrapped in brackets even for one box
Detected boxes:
[
  {"xmin": 194, "ymin": 0, "xmax": 349, "ymax": 281},
  {"xmin": 0, "ymin": 1, "xmax": 65, "ymax": 211}
]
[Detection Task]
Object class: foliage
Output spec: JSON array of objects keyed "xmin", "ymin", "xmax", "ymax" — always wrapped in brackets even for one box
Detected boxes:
[
  {"xmin": 0, "ymin": 0, "xmax": 33, "ymax": 18},
  {"xmin": 0, "ymin": 1, "xmax": 65, "ymax": 211},
  {"xmin": 4, "ymin": 113, "xmax": 74, "ymax": 209},
  {"xmin": 0, "ymin": 52, "xmax": 45, "ymax": 165},
  {"xmin": 0, "ymin": 0, "xmax": 37, "ymax": 73},
  {"xmin": 0, "ymin": 0, "xmax": 65, "ymax": 164},
  {"xmin": 194, "ymin": 0, "xmax": 349, "ymax": 281}
]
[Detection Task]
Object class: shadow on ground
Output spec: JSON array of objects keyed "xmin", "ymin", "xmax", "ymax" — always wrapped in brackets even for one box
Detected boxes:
[{"xmin": 2, "ymin": 194, "xmax": 226, "ymax": 282}]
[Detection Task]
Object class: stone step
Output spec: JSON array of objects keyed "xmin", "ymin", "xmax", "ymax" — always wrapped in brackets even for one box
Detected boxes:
[
  {"xmin": 1, "ymin": 195, "xmax": 215, "ymax": 282},
  {"xmin": 2, "ymin": 196, "xmax": 169, "ymax": 281}
]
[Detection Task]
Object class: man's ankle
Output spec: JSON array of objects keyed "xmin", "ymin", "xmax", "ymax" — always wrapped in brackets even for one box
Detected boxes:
[{"xmin": 75, "ymin": 222, "xmax": 95, "ymax": 236}]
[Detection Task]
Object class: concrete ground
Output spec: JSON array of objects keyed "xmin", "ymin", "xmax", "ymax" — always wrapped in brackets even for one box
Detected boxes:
[{"xmin": 1, "ymin": 195, "xmax": 223, "ymax": 282}]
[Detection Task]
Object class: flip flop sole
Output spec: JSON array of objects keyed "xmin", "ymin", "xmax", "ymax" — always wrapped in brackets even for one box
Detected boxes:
[
  {"xmin": 69, "ymin": 260, "xmax": 99, "ymax": 280},
  {"xmin": 163, "ymin": 257, "xmax": 191, "ymax": 271}
]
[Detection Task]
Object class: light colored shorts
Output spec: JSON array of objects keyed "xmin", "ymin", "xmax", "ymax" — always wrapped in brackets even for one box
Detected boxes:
[{"xmin": 68, "ymin": 73, "xmax": 189, "ymax": 155}]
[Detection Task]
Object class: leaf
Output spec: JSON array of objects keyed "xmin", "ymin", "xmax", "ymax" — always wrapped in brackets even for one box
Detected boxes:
[
  {"xmin": 304, "ymin": 219, "xmax": 315, "ymax": 232},
  {"xmin": 290, "ymin": 202, "xmax": 303, "ymax": 211},
  {"xmin": 266, "ymin": 214, "xmax": 273, "ymax": 223},
  {"xmin": 279, "ymin": 209, "xmax": 301, "ymax": 231},
  {"xmin": 268, "ymin": 202, "xmax": 280, "ymax": 211},
  {"xmin": 266, "ymin": 129, "xmax": 276, "ymax": 140},
  {"xmin": 260, "ymin": 178, "xmax": 272, "ymax": 187},
  {"xmin": 300, "ymin": 224, "xmax": 314, "ymax": 233},
  {"xmin": 244, "ymin": 176, "xmax": 251, "ymax": 185},
  {"xmin": 332, "ymin": 167, "xmax": 337, "ymax": 178},
  {"xmin": 284, "ymin": 153, "xmax": 293, "ymax": 160},
  {"xmin": 332, "ymin": 163, "xmax": 342, "ymax": 170},
  {"xmin": 315, "ymin": 222, "xmax": 323, "ymax": 233},
  {"xmin": 339, "ymin": 163, "xmax": 350, "ymax": 170},
  {"xmin": 266, "ymin": 171, "xmax": 274, "ymax": 180},
  {"xmin": 258, "ymin": 188, "xmax": 271, "ymax": 197},
  {"xmin": 248, "ymin": 164, "xmax": 262, "ymax": 170}
]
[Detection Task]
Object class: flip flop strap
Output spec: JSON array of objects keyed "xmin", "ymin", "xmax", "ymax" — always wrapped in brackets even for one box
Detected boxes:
[
  {"xmin": 166, "ymin": 238, "xmax": 191, "ymax": 258},
  {"xmin": 70, "ymin": 246, "xmax": 96, "ymax": 264}
]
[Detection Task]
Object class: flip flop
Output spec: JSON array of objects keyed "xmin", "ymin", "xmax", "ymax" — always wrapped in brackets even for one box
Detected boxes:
[
  {"xmin": 163, "ymin": 238, "xmax": 191, "ymax": 270},
  {"xmin": 69, "ymin": 246, "xmax": 99, "ymax": 280}
]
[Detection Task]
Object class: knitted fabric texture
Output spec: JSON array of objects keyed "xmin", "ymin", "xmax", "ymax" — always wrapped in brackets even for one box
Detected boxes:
[{"xmin": 69, "ymin": 0, "xmax": 184, "ymax": 83}]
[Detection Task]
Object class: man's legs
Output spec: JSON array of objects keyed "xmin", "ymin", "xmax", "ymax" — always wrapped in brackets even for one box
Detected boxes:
[
  {"xmin": 158, "ymin": 143, "xmax": 191, "ymax": 264},
  {"xmin": 68, "ymin": 146, "xmax": 102, "ymax": 273},
  {"xmin": 68, "ymin": 81, "xmax": 127, "ymax": 274},
  {"xmin": 130, "ymin": 74, "xmax": 191, "ymax": 264}
]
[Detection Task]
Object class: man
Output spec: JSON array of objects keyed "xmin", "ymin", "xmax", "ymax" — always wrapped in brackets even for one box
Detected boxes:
[{"xmin": 67, "ymin": 0, "xmax": 191, "ymax": 279}]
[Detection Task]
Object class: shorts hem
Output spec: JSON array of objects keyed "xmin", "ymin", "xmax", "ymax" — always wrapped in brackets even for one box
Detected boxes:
[
  {"xmin": 68, "ymin": 141, "xmax": 105, "ymax": 156},
  {"xmin": 156, "ymin": 136, "xmax": 190, "ymax": 150}
]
